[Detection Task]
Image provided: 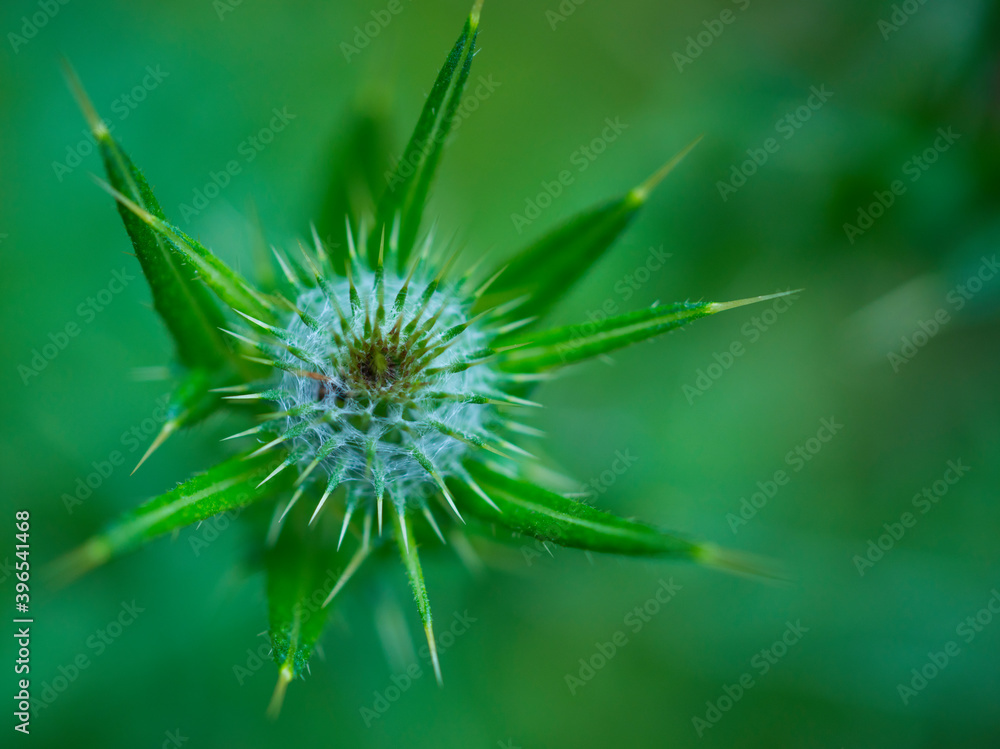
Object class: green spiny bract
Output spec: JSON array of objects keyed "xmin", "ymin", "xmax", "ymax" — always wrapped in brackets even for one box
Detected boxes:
[{"xmin": 56, "ymin": 1, "xmax": 797, "ymax": 714}]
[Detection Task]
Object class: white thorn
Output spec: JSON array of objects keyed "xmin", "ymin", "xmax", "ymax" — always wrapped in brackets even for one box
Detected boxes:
[
  {"xmin": 233, "ymin": 309, "xmax": 276, "ymax": 332},
  {"xmin": 708, "ymin": 289, "xmax": 803, "ymax": 314},
  {"xmin": 256, "ymin": 458, "xmax": 291, "ymax": 488},
  {"xmin": 422, "ymin": 505, "xmax": 446, "ymax": 544},
  {"xmin": 500, "ymin": 394, "xmax": 543, "ymax": 408},
  {"xmin": 440, "ymin": 486, "xmax": 464, "ymax": 524},
  {"xmin": 464, "ymin": 474, "xmax": 501, "ymax": 513},
  {"xmin": 396, "ymin": 504, "xmax": 409, "ymax": 554},
  {"xmin": 323, "ymin": 542, "xmax": 370, "ymax": 608},
  {"xmin": 279, "ymin": 486, "xmax": 305, "ymax": 523},
  {"xmin": 222, "ymin": 424, "xmax": 267, "ymax": 442},
  {"xmin": 425, "ymin": 623, "xmax": 442, "ymax": 686},
  {"xmin": 224, "ymin": 391, "xmax": 270, "ymax": 401},
  {"xmin": 294, "ymin": 455, "xmax": 324, "ymax": 487},
  {"xmin": 310, "ymin": 483, "xmax": 336, "ymax": 526},
  {"xmin": 130, "ymin": 419, "xmax": 177, "ymax": 475},
  {"xmin": 248, "ymin": 435, "xmax": 286, "ymax": 459},
  {"xmin": 337, "ymin": 504, "xmax": 355, "ymax": 551}
]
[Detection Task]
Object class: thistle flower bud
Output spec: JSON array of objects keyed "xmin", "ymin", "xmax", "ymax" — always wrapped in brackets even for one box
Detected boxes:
[{"xmin": 56, "ymin": 0, "xmax": 796, "ymax": 714}]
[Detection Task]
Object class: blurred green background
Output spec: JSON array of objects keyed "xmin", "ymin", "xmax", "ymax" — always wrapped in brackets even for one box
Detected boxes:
[{"xmin": 2, "ymin": 0, "xmax": 999, "ymax": 746}]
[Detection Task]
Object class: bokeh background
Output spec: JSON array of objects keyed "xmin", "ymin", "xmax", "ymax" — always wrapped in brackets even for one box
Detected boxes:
[{"xmin": 2, "ymin": 0, "xmax": 999, "ymax": 746}]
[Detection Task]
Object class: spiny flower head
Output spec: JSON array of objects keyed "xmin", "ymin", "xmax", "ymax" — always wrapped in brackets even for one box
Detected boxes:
[
  {"xmin": 235, "ymin": 232, "xmax": 517, "ymax": 536},
  {"xmin": 55, "ymin": 0, "xmax": 797, "ymax": 715}
]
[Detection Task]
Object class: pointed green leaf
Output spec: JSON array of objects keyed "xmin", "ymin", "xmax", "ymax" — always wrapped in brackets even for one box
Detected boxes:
[
  {"xmin": 95, "ymin": 180, "xmax": 276, "ymax": 323},
  {"xmin": 392, "ymin": 509, "xmax": 442, "ymax": 684},
  {"xmin": 372, "ymin": 0, "xmax": 482, "ymax": 270},
  {"xmin": 479, "ymin": 138, "xmax": 702, "ymax": 323},
  {"xmin": 497, "ymin": 291, "xmax": 801, "ymax": 372},
  {"xmin": 458, "ymin": 463, "xmax": 701, "ymax": 558},
  {"xmin": 52, "ymin": 451, "xmax": 292, "ymax": 583},
  {"xmin": 65, "ymin": 63, "xmax": 234, "ymax": 371},
  {"xmin": 265, "ymin": 507, "xmax": 338, "ymax": 717},
  {"xmin": 459, "ymin": 465, "xmax": 781, "ymax": 578}
]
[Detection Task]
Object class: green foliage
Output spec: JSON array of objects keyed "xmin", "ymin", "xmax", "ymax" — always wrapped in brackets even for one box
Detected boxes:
[
  {"xmin": 480, "ymin": 138, "xmax": 702, "ymax": 324},
  {"xmin": 392, "ymin": 509, "xmax": 442, "ymax": 684},
  {"xmin": 265, "ymin": 505, "xmax": 339, "ymax": 715},
  {"xmin": 54, "ymin": 451, "xmax": 291, "ymax": 584},
  {"xmin": 57, "ymin": 1, "xmax": 794, "ymax": 712},
  {"xmin": 371, "ymin": 0, "xmax": 483, "ymax": 269},
  {"xmin": 459, "ymin": 463, "xmax": 702, "ymax": 558},
  {"xmin": 497, "ymin": 291, "xmax": 799, "ymax": 371},
  {"xmin": 64, "ymin": 63, "xmax": 234, "ymax": 374},
  {"xmin": 93, "ymin": 181, "xmax": 275, "ymax": 323}
]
